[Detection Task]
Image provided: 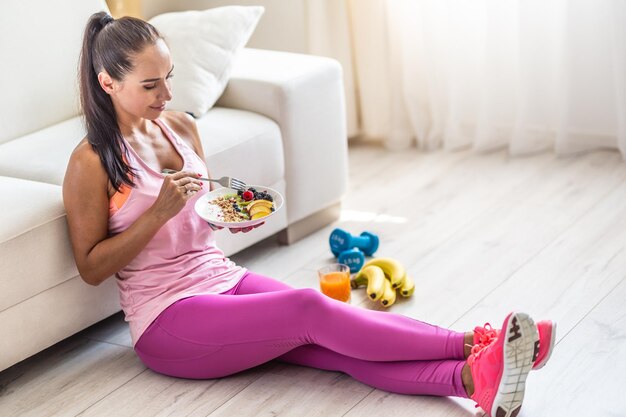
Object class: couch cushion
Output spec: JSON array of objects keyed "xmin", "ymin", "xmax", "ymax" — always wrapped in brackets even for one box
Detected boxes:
[
  {"xmin": 0, "ymin": 107, "xmax": 284, "ymax": 188},
  {"xmin": 0, "ymin": 117, "xmax": 85, "ymax": 186},
  {"xmin": 196, "ymin": 107, "xmax": 285, "ymax": 186},
  {"xmin": 0, "ymin": 177, "xmax": 78, "ymax": 313},
  {"xmin": 0, "ymin": 275, "xmax": 121, "ymax": 373}
]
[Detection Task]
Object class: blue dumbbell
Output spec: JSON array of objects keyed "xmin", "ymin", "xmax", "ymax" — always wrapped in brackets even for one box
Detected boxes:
[
  {"xmin": 329, "ymin": 228, "xmax": 379, "ymax": 257},
  {"xmin": 338, "ymin": 248, "xmax": 365, "ymax": 273}
]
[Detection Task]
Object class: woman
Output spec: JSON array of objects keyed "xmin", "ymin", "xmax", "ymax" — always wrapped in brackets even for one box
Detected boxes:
[{"xmin": 63, "ymin": 12, "xmax": 555, "ymax": 417}]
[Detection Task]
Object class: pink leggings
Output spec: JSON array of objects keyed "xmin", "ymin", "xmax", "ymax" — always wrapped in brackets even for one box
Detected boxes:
[{"xmin": 134, "ymin": 271, "xmax": 468, "ymax": 398}]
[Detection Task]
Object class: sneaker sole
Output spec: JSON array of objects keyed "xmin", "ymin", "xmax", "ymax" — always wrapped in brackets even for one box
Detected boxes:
[
  {"xmin": 533, "ymin": 321, "xmax": 557, "ymax": 370},
  {"xmin": 491, "ymin": 312, "xmax": 538, "ymax": 417}
]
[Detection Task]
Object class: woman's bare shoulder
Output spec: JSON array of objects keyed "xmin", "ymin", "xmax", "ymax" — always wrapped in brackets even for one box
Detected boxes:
[
  {"xmin": 65, "ymin": 137, "xmax": 109, "ymax": 189},
  {"xmin": 68, "ymin": 138, "xmax": 103, "ymax": 171},
  {"xmin": 161, "ymin": 111, "xmax": 205, "ymax": 159},
  {"xmin": 162, "ymin": 111, "xmax": 195, "ymax": 135}
]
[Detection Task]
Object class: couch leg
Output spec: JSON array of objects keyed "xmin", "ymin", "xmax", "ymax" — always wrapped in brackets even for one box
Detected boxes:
[{"xmin": 277, "ymin": 202, "xmax": 342, "ymax": 245}]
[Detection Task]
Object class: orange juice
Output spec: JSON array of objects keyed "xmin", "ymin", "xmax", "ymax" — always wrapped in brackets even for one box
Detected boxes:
[{"xmin": 319, "ymin": 271, "xmax": 351, "ymax": 302}]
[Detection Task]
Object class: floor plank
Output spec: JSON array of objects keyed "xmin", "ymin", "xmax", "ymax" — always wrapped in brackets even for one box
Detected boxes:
[
  {"xmin": 387, "ymin": 151, "xmax": 626, "ymax": 327},
  {"xmin": 0, "ymin": 339, "xmax": 144, "ymax": 417},
  {"xmin": 206, "ymin": 364, "xmax": 372, "ymax": 417},
  {"xmin": 522, "ymin": 278, "xmax": 626, "ymax": 417},
  {"xmin": 449, "ymin": 171, "xmax": 626, "ymax": 332},
  {"xmin": 77, "ymin": 366, "xmax": 266, "ymax": 417}
]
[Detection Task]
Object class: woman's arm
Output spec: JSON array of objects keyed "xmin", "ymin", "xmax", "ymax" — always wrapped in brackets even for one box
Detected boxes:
[{"xmin": 62, "ymin": 140, "xmax": 202, "ymax": 286}]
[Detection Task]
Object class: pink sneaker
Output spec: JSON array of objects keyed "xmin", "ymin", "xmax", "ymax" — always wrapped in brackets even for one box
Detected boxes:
[
  {"xmin": 474, "ymin": 319, "xmax": 556, "ymax": 370},
  {"xmin": 468, "ymin": 312, "xmax": 537, "ymax": 417},
  {"xmin": 533, "ymin": 320, "xmax": 556, "ymax": 370}
]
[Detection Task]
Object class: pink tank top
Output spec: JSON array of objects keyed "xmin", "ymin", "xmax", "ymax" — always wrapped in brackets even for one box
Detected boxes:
[{"xmin": 108, "ymin": 118, "xmax": 246, "ymax": 346}]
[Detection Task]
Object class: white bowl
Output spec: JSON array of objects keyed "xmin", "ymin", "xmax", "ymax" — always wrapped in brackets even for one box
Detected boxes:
[{"xmin": 194, "ymin": 185, "xmax": 284, "ymax": 228}]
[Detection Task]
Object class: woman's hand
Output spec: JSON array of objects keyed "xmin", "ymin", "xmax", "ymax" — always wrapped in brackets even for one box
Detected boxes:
[
  {"xmin": 208, "ymin": 222, "xmax": 265, "ymax": 233},
  {"xmin": 150, "ymin": 170, "xmax": 203, "ymax": 222}
]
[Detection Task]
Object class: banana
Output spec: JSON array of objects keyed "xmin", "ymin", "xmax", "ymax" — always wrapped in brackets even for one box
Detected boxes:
[
  {"xmin": 363, "ymin": 258, "xmax": 406, "ymax": 289},
  {"xmin": 352, "ymin": 265, "xmax": 386, "ymax": 301},
  {"xmin": 380, "ymin": 278, "xmax": 397, "ymax": 307},
  {"xmin": 399, "ymin": 273, "xmax": 415, "ymax": 297},
  {"xmin": 350, "ymin": 274, "xmax": 367, "ymax": 289}
]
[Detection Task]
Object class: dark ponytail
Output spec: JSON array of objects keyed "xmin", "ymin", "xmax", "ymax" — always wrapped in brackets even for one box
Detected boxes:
[{"xmin": 78, "ymin": 12, "xmax": 162, "ymax": 191}]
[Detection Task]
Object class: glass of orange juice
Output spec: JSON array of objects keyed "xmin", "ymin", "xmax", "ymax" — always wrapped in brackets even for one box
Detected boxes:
[{"xmin": 317, "ymin": 263, "xmax": 351, "ymax": 302}]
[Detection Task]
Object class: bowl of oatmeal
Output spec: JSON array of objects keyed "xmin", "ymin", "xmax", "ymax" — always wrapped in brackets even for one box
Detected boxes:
[{"xmin": 194, "ymin": 185, "xmax": 284, "ymax": 228}]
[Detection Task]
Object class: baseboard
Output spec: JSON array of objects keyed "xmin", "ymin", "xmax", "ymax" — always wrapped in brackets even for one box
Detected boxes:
[{"xmin": 277, "ymin": 202, "xmax": 342, "ymax": 245}]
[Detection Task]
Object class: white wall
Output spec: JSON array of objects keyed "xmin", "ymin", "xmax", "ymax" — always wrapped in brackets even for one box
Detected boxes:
[{"xmin": 143, "ymin": 0, "xmax": 309, "ymax": 53}]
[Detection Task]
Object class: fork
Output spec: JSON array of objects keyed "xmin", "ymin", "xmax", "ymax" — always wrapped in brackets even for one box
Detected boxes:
[{"xmin": 161, "ymin": 169, "xmax": 247, "ymax": 192}]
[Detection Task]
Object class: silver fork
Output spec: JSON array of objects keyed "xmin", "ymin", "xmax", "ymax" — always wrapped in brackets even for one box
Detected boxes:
[{"xmin": 161, "ymin": 169, "xmax": 247, "ymax": 192}]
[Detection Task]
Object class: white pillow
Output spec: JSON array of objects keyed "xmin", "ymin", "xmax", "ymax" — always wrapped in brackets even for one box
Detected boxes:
[{"xmin": 149, "ymin": 6, "xmax": 264, "ymax": 117}]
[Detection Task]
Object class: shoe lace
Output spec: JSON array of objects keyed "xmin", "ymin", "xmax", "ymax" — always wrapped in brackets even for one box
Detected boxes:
[
  {"xmin": 477, "ymin": 323, "xmax": 498, "ymax": 345},
  {"xmin": 466, "ymin": 323, "xmax": 498, "ymax": 367}
]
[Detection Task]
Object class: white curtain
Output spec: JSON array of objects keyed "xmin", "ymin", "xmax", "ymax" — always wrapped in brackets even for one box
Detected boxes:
[{"xmin": 308, "ymin": 0, "xmax": 626, "ymax": 157}]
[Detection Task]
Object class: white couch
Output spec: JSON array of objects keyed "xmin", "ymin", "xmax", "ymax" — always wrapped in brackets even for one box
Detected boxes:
[{"xmin": 0, "ymin": 0, "xmax": 348, "ymax": 372}]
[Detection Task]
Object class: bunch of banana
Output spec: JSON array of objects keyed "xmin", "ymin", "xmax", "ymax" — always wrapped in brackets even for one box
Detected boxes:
[{"xmin": 350, "ymin": 257, "xmax": 415, "ymax": 307}]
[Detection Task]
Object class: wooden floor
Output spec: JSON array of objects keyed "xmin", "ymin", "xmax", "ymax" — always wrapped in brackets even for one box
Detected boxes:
[{"xmin": 2, "ymin": 143, "xmax": 626, "ymax": 417}]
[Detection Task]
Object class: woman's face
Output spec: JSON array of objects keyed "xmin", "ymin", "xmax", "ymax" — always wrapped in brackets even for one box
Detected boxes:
[{"xmin": 100, "ymin": 38, "xmax": 174, "ymax": 121}]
